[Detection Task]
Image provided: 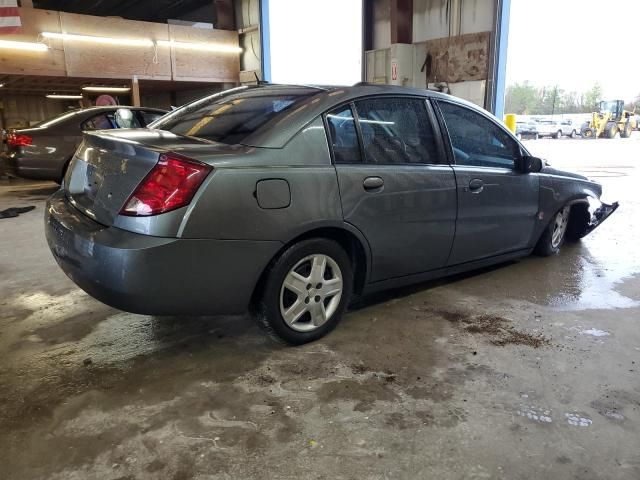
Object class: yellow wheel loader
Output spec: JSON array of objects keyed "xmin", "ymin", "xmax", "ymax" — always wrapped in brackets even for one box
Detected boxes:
[{"xmin": 580, "ymin": 100, "xmax": 637, "ymax": 138}]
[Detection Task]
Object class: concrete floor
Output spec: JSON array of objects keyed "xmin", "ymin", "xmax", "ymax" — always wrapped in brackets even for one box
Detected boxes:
[{"xmin": 1, "ymin": 137, "xmax": 639, "ymax": 480}]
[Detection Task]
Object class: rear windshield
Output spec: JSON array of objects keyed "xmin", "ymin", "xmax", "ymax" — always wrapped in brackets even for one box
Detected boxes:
[{"xmin": 150, "ymin": 86, "xmax": 320, "ymax": 145}]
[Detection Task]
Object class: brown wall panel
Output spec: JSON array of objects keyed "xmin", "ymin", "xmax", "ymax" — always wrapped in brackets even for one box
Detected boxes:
[
  {"xmin": 0, "ymin": 9, "xmax": 240, "ymax": 87},
  {"xmin": 0, "ymin": 8, "xmax": 65, "ymax": 77},
  {"xmin": 168, "ymin": 24, "xmax": 240, "ymax": 82},
  {"xmin": 60, "ymin": 12, "xmax": 172, "ymax": 80}
]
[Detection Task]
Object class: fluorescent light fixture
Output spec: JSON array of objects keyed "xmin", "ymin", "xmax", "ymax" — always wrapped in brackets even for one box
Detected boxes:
[
  {"xmin": 40, "ymin": 32, "xmax": 240, "ymax": 53},
  {"xmin": 0, "ymin": 39, "xmax": 48, "ymax": 52},
  {"xmin": 42, "ymin": 31, "xmax": 153, "ymax": 47},
  {"xmin": 157, "ymin": 39, "xmax": 242, "ymax": 53},
  {"xmin": 82, "ymin": 86, "xmax": 131, "ymax": 93},
  {"xmin": 46, "ymin": 94, "xmax": 83, "ymax": 100},
  {"xmin": 0, "ymin": 83, "xmax": 4, "ymax": 88}
]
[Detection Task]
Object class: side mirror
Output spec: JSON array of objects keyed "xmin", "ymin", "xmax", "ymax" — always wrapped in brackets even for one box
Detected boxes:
[{"xmin": 516, "ymin": 155, "xmax": 543, "ymax": 173}]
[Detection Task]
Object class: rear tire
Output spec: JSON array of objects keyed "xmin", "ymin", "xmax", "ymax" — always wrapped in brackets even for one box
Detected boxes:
[
  {"xmin": 254, "ymin": 238, "xmax": 353, "ymax": 345},
  {"xmin": 534, "ymin": 206, "xmax": 571, "ymax": 256},
  {"xmin": 570, "ymin": 129, "xmax": 577, "ymax": 138},
  {"xmin": 620, "ymin": 122, "xmax": 632, "ymax": 138}
]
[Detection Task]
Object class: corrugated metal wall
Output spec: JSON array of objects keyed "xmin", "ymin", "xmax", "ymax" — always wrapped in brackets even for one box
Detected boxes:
[
  {"xmin": 372, "ymin": 0, "xmax": 495, "ymax": 48},
  {"xmin": 0, "ymin": 94, "xmax": 71, "ymax": 129}
]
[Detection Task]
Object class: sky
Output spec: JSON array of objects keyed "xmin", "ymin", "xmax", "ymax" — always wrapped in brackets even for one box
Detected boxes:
[
  {"xmin": 506, "ymin": 0, "xmax": 640, "ymax": 102},
  {"xmin": 268, "ymin": 0, "xmax": 362, "ymax": 85}
]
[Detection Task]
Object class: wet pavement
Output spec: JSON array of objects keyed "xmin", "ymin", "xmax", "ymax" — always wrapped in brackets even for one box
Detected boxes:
[{"xmin": 1, "ymin": 137, "xmax": 639, "ymax": 479}]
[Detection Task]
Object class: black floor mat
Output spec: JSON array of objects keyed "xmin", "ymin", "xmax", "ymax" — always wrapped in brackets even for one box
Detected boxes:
[{"xmin": 0, "ymin": 206, "xmax": 36, "ymax": 219}]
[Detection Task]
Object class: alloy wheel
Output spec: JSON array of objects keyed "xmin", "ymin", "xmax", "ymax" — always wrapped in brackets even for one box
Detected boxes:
[
  {"xmin": 279, "ymin": 254, "xmax": 343, "ymax": 332},
  {"xmin": 551, "ymin": 206, "xmax": 571, "ymax": 248}
]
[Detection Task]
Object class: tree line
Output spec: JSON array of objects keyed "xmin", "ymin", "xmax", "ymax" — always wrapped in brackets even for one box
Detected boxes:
[{"xmin": 505, "ymin": 81, "xmax": 640, "ymax": 115}]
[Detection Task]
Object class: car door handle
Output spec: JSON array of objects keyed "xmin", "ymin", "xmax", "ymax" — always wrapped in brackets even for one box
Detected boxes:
[
  {"xmin": 467, "ymin": 178, "xmax": 484, "ymax": 193},
  {"xmin": 363, "ymin": 176, "xmax": 384, "ymax": 191}
]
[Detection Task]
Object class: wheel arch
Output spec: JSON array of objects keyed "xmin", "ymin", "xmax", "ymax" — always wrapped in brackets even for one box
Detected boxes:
[
  {"xmin": 249, "ymin": 223, "xmax": 372, "ymax": 310},
  {"xmin": 533, "ymin": 194, "xmax": 595, "ymax": 247}
]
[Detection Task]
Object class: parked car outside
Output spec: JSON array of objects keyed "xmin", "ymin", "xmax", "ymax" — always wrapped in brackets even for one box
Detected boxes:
[
  {"xmin": 534, "ymin": 119, "xmax": 565, "ymax": 139},
  {"xmin": 45, "ymin": 84, "xmax": 618, "ymax": 344},
  {"xmin": 1, "ymin": 106, "xmax": 167, "ymax": 182},
  {"xmin": 558, "ymin": 119, "xmax": 580, "ymax": 138},
  {"xmin": 515, "ymin": 120, "xmax": 539, "ymax": 139}
]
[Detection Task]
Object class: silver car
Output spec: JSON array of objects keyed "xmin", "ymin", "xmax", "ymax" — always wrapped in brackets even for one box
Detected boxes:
[{"xmin": 45, "ymin": 85, "xmax": 617, "ymax": 344}]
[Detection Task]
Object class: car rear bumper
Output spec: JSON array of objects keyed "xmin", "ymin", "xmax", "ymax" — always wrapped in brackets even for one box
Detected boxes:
[{"xmin": 45, "ymin": 190, "xmax": 282, "ymax": 315}]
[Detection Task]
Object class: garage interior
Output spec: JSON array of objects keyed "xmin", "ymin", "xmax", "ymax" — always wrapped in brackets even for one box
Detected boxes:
[
  {"xmin": 1, "ymin": 1, "xmax": 639, "ymax": 479},
  {"xmin": 0, "ymin": 0, "xmax": 253, "ymax": 128}
]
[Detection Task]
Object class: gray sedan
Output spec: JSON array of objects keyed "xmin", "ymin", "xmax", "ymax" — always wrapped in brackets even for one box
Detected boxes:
[
  {"xmin": 44, "ymin": 84, "xmax": 617, "ymax": 344},
  {"xmin": 2, "ymin": 106, "xmax": 166, "ymax": 182}
]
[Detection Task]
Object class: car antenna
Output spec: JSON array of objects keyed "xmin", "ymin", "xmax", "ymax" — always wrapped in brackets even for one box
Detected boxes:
[{"xmin": 253, "ymin": 71, "xmax": 269, "ymax": 85}]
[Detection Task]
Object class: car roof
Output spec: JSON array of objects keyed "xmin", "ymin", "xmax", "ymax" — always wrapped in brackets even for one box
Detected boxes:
[{"xmin": 240, "ymin": 83, "xmax": 483, "ymax": 148}]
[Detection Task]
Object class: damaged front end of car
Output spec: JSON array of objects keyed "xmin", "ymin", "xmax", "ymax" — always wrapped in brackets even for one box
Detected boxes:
[
  {"xmin": 585, "ymin": 198, "xmax": 619, "ymax": 235},
  {"xmin": 569, "ymin": 197, "xmax": 619, "ymax": 240}
]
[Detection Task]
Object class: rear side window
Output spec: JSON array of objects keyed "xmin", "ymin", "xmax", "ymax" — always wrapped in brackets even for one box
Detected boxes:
[
  {"xmin": 437, "ymin": 101, "xmax": 519, "ymax": 169},
  {"xmin": 326, "ymin": 105, "xmax": 362, "ymax": 164},
  {"xmin": 354, "ymin": 97, "xmax": 439, "ymax": 165},
  {"xmin": 151, "ymin": 87, "xmax": 319, "ymax": 145},
  {"xmin": 82, "ymin": 113, "xmax": 114, "ymax": 131}
]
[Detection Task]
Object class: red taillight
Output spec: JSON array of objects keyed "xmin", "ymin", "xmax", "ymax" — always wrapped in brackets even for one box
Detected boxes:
[
  {"xmin": 120, "ymin": 153, "xmax": 212, "ymax": 217},
  {"xmin": 7, "ymin": 133, "xmax": 32, "ymax": 146}
]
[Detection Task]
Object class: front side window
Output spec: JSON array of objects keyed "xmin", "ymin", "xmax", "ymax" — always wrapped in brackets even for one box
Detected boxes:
[
  {"xmin": 437, "ymin": 101, "xmax": 520, "ymax": 169},
  {"xmin": 326, "ymin": 105, "xmax": 362, "ymax": 164},
  {"xmin": 354, "ymin": 97, "xmax": 439, "ymax": 165}
]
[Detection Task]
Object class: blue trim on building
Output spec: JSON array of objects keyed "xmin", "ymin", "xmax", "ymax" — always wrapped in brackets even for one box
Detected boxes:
[
  {"xmin": 259, "ymin": 0, "xmax": 272, "ymax": 82},
  {"xmin": 493, "ymin": 0, "xmax": 511, "ymax": 119}
]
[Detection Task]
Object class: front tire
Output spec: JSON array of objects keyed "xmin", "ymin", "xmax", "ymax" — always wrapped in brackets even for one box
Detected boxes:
[
  {"xmin": 254, "ymin": 238, "xmax": 353, "ymax": 345},
  {"xmin": 554, "ymin": 130, "xmax": 562, "ymax": 139},
  {"xmin": 534, "ymin": 206, "xmax": 571, "ymax": 256},
  {"xmin": 604, "ymin": 122, "xmax": 618, "ymax": 139}
]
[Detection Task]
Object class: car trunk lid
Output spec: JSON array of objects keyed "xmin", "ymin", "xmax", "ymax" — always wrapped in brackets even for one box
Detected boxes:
[{"xmin": 64, "ymin": 129, "xmax": 239, "ymax": 226}]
